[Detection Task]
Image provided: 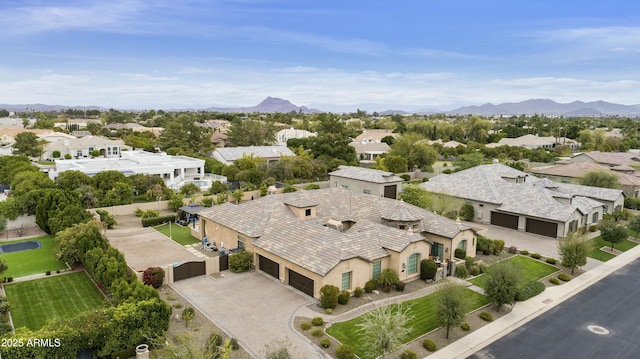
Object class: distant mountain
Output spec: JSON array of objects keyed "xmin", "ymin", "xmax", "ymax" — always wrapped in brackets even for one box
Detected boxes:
[
  {"xmin": 205, "ymin": 97, "xmax": 320, "ymax": 114},
  {"xmin": 448, "ymin": 99, "xmax": 640, "ymax": 116},
  {"xmin": 0, "ymin": 104, "xmax": 106, "ymax": 113}
]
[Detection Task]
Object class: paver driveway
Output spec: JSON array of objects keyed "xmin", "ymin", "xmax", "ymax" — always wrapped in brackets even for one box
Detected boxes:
[{"xmin": 171, "ymin": 271, "xmax": 330, "ymax": 359}]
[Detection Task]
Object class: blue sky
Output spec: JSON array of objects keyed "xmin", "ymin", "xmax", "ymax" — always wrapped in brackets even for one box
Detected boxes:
[{"xmin": 1, "ymin": 0, "xmax": 639, "ymax": 111}]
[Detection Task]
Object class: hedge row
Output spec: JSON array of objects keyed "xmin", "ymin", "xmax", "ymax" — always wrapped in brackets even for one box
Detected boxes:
[
  {"xmin": 141, "ymin": 214, "xmax": 177, "ymax": 227},
  {"xmin": 516, "ymin": 281, "xmax": 546, "ymax": 301}
]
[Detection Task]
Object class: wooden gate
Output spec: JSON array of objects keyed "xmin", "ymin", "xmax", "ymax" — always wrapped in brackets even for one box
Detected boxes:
[
  {"xmin": 219, "ymin": 254, "xmax": 229, "ymax": 271},
  {"xmin": 173, "ymin": 261, "xmax": 206, "ymax": 282}
]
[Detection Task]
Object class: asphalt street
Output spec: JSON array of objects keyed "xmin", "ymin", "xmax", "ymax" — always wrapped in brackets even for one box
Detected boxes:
[{"xmin": 468, "ymin": 258, "xmax": 640, "ymax": 359}]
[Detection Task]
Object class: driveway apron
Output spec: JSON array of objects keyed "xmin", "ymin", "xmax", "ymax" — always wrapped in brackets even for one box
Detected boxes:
[{"xmin": 171, "ymin": 271, "xmax": 329, "ymax": 358}]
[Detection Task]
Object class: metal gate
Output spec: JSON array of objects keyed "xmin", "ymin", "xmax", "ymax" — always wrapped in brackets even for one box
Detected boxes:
[{"xmin": 173, "ymin": 261, "xmax": 206, "ymax": 282}]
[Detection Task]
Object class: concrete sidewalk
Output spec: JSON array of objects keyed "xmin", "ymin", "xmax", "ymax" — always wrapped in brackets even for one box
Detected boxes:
[{"xmin": 428, "ymin": 243, "xmax": 640, "ymax": 359}]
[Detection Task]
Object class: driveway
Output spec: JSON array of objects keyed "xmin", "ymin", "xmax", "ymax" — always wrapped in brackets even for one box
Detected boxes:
[{"xmin": 171, "ymin": 271, "xmax": 329, "ymax": 359}]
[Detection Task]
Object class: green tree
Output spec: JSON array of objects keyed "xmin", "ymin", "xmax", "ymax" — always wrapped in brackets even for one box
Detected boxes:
[
  {"xmin": 460, "ymin": 202, "xmax": 475, "ymax": 221},
  {"xmin": 381, "ymin": 155, "xmax": 408, "ymax": 173},
  {"xmin": 231, "ymin": 189, "xmax": 244, "ymax": 204},
  {"xmin": 10, "ymin": 170, "xmax": 55, "ymax": 196},
  {"xmin": 399, "ymin": 185, "xmax": 432, "ymax": 209},
  {"xmin": 36, "ymin": 189, "xmax": 84, "ymax": 234},
  {"xmin": 484, "ymin": 260, "xmax": 521, "ymax": 310},
  {"xmin": 436, "ymin": 282, "xmax": 470, "ymax": 339},
  {"xmin": 99, "ymin": 182, "xmax": 134, "ymax": 207},
  {"xmin": 93, "ymin": 170, "xmax": 128, "ymax": 193},
  {"xmin": 579, "ymin": 170, "xmax": 619, "ymax": 189},
  {"xmin": 13, "ymin": 132, "xmax": 44, "ymax": 158},
  {"xmin": 408, "ymin": 143, "xmax": 437, "ymax": 170},
  {"xmin": 356, "ymin": 304, "xmax": 414, "ymax": 359},
  {"xmin": 56, "ymin": 170, "xmax": 95, "ymax": 192},
  {"xmin": 454, "ymin": 153, "xmax": 485, "ymax": 171},
  {"xmin": 209, "ymin": 181, "xmax": 229, "ymax": 195},
  {"xmin": 628, "ymin": 215, "xmax": 640, "ymax": 239},
  {"xmin": 54, "ymin": 221, "xmax": 108, "ymax": 265},
  {"xmin": 599, "ymin": 220, "xmax": 628, "ymax": 251},
  {"xmin": 227, "ymin": 119, "xmax": 276, "ymax": 146},
  {"xmin": 558, "ymin": 233, "xmax": 593, "ymax": 275},
  {"xmin": 47, "ymin": 204, "xmax": 92, "ymax": 234},
  {"xmin": 179, "ymin": 183, "xmax": 201, "ymax": 197},
  {"xmin": 168, "ymin": 193, "xmax": 186, "ymax": 211}
]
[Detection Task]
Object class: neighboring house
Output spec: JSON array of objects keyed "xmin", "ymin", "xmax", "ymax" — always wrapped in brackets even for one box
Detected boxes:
[
  {"xmin": 212, "ymin": 145, "xmax": 296, "ymax": 165},
  {"xmin": 48, "ymin": 150, "xmax": 205, "ymax": 188},
  {"xmin": 529, "ymin": 161, "xmax": 640, "ymax": 198},
  {"xmin": 197, "ymin": 188, "xmax": 476, "ymax": 298},
  {"xmin": 103, "ymin": 123, "xmax": 163, "ymax": 136},
  {"xmin": 38, "ymin": 132, "xmax": 76, "ymax": 143},
  {"xmin": 571, "ymin": 151, "xmax": 640, "ymax": 167},
  {"xmin": 329, "ymin": 165, "xmax": 403, "ymax": 199},
  {"xmin": 276, "ymin": 128, "xmax": 317, "ymax": 145},
  {"xmin": 427, "ymin": 139, "xmax": 466, "ymax": 148},
  {"xmin": 210, "ymin": 132, "xmax": 229, "ymax": 147},
  {"xmin": 487, "ymin": 134, "xmax": 580, "ymax": 151},
  {"xmin": 0, "ymin": 128, "xmax": 53, "ymax": 145},
  {"xmin": 349, "ymin": 141, "xmax": 390, "ymax": 164},
  {"xmin": 42, "ymin": 136, "xmax": 131, "ymax": 160},
  {"xmin": 421, "ymin": 162, "xmax": 624, "ymax": 238},
  {"xmin": 353, "ymin": 129, "xmax": 398, "ymax": 144},
  {"xmin": 198, "ymin": 120, "xmax": 232, "ymax": 134}
]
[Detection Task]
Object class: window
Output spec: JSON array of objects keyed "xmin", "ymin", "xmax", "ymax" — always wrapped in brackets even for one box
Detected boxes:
[
  {"xmin": 407, "ymin": 253, "xmax": 418, "ymax": 274},
  {"xmin": 107, "ymin": 147, "xmax": 112, "ymax": 155},
  {"xmin": 363, "ymin": 189, "xmax": 372, "ymax": 194},
  {"xmin": 372, "ymin": 261, "xmax": 381, "ymax": 279},
  {"xmin": 603, "ymin": 205, "xmax": 609, "ymax": 214},
  {"xmin": 458, "ymin": 239, "xmax": 467, "ymax": 250},
  {"xmin": 431, "ymin": 243, "xmax": 444, "ymax": 259},
  {"xmin": 113, "ymin": 147, "xmax": 118, "ymax": 155},
  {"xmin": 237, "ymin": 235, "xmax": 245, "ymax": 250},
  {"xmin": 305, "ymin": 208, "xmax": 311, "ymax": 217},
  {"xmin": 341, "ymin": 272, "xmax": 351, "ymax": 291},
  {"xmin": 398, "ymin": 224, "xmax": 406, "ymax": 230},
  {"xmin": 76, "ymin": 150, "xmax": 82, "ymax": 158},
  {"xmin": 592, "ymin": 212, "xmax": 599, "ymax": 223}
]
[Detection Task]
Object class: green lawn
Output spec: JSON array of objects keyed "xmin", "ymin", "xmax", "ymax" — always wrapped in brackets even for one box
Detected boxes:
[
  {"xmin": 154, "ymin": 222, "xmax": 200, "ymax": 246},
  {"xmin": 4, "ymin": 271, "xmax": 107, "ymax": 330},
  {"xmin": 2, "ymin": 236, "xmax": 68, "ymax": 278},
  {"xmin": 326, "ymin": 288, "xmax": 489, "ymax": 358},
  {"xmin": 468, "ymin": 255, "xmax": 559, "ymax": 289},
  {"xmin": 587, "ymin": 236, "xmax": 638, "ymax": 262}
]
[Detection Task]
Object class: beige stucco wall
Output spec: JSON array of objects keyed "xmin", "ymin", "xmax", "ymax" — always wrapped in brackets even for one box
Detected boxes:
[
  {"xmin": 424, "ymin": 229, "xmax": 476, "ymax": 261},
  {"xmin": 329, "ymin": 175, "xmax": 401, "ymax": 198},
  {"xmin": 93, "ymin": 200, "xmax": 171, "ymax": 216}
]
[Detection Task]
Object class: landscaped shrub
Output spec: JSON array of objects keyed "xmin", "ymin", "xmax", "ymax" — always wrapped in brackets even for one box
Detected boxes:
[
  {"xmin": 0, "ymin": 322, "xmax": 12, "ymax": 336},
  {"xmin": 377, "ymin": 269, "xmax": 399, "ymax": 289},
  {"xmin": 530, "ymin": 253, "xmax": 542, "ymax": 259},
  {"xmin": 207, "ymin": 332, "xmax": 223, "ymax": 347},
  {"xmin": 465, "ymin": 256, "xmax": 474, "ymax": 269},
  {"xmin": 460, "ymin": 202, "xmax": 475, "ymax": 221},
  {"xmin": 141, "ymin": 214, "xmax": 176, "ymax": 227},
  {"xmin": 283, "ymin": 185, "xmax": 297, "ymax": 193},
  {"xmin": 0, "ymin": 301, "xmax": 10, "ymax": 314},
  {"xmin": 142, "ymin": 209, "xmax": 160, "ymax": 218},
  {"xmin": 364, "ymin": 279, "xmax": 377, "ymax": 293},
  {"xmin": 558, "ymin": 272, "xmax": 571, "ymax": 282},
  {"xmin": 460, "ymin": 322, "xmax": 470, "ymax": 331},
  {"xmin": 479, "ymin": 311, "xmax": 493, "ymax": 322},
  {"xmin": 6, "ymin": 277, "xmax": 12, "ymax": 283},
  {"xmin": 45, "ymin": 270, "xmax": 51, "ymax": 275},
  {"xmin": 182, "ymin": 307, "xmax": 195, "ymax": 327},
  {"xmin": 422, "ymin": 338, "xmax": 438, "ymax": 352},
  {"xmin": 420, "ymin": 259, "xmax": 438, "ymax": 280},
  {"xmin": 454, "ymin": 248, "xmax": 467, "ymax": 259},
  {"xmin": 454, "ymin": 265, "xmax": 469, "ymax": 278},
  {"xmin": 546, "ymin": 258, "xmax": 557, "ymax": 265},
  {"xmin": 353, "ymin": 287, "xmax": 363, "ymax": 297},
  {"xmin": 320, "ymin": 338, "xmax": 331, "ymax": 348},
  {"xmin": 311, "ymin": 329, "xmax": 323, "ymax": 337},
  {"xmin": 516, "ymin": 281, "xmax": 545, "ymax": 301},
  {"xmin": 477, "ymin": 235, "xmax": 492, "ymax": 255},
  {"xmin": 301, "ymin": 322, "xmax": 311, "ymax": 330},
  {"xmin": 143, "ymin": 267, "xmax": 165, "ymax": 288},
  {"xmin": 229, "ymin": 338, "xmax": 239, "ymax": 350},
  {"xmin": 493, "ymin": 239, "xmax": 505, "ymax": 253},
  {"xmin": 319, "ymin": 285, "xmax": 340, "ymax": 309},
  {"xmin": 589, "ymin": 225, "xmax": 598, "ymax": 232},
  {"xmin": 396, "ymin": 281, "xmax": 406, "ymax": 292},
  {"xmin": 549, "ymin": 277, "xmax": 561, "ymax": 285},
  {"xmin": 134, "ymin": 208, "xmax": 144, "ymax": 217},
  {"xmin": 477, "ymin": 262, "xmax": 488, "ymax": 274},
  {"xmin": 304, "ymin": 183, "xmax": 321, "ymax": 190},
  {"xmin": 95, "ymin": 209, "xmax": 117, "ymax": 229},
  {"xmin": 325, "ymin": 308, "xmax": 333, "ymax": 314},
  {"xmin": 507, "ymin": 246, "xmax": 518, "ymax": 254},
  {"xmin": 312, "ymin": 317, "xmax": 324, "ymax": 326},
  {"xmin": 469, "ymin": 265, "xmax": 480, "ymax": 276},
  {"xmin": 400, "ymin": 174, "xmax": 411, "ymax": 181},
  {"xmin": 400, "ymin": 349, "xmax": 417, "ymax": 359},
  {"xmin": 338, "ymin": 290, "xmax": 350, "ymax": 305},
  {"xmin": 519, "ymin": 250, "xmax": 529, "ymax": 256},
  {"xmin": 335, "ymin": 345, "xmax": 356, "ymax": 359},
  {"xmin": 229, "ymin": 250, "xmax": 253, "ymax": 273}
]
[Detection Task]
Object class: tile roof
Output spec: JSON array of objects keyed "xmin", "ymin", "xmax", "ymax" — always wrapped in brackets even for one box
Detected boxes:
[
  {"xmin": 329, "ymin": 165, "xmax": 403, "ymax": 184},
  {"xmin": 199, "ymin": 187, "xmax": 469, "ymax": 275},
  {"xmin": 578, "ymin": 151, "xmax": 640, "ymax": 166},
  {"xmin": 213, "ymin": 145, "xmax": 295, "ymax": 162},
  {"xmin": 349, "ymin": 142, "xmax": 391, "ymax": 153},
  {"xmin": 529, "ymin": 162, "xmax": 640, "ymax": 187}
]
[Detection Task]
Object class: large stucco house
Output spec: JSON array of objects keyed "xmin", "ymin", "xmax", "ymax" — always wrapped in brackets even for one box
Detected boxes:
[
  {"xmin": 197, "ymin": 188, "xmax": 476, "ymax": 298},
  {"xmin": 329, "ymin": 165, "xmax": 403, "ymax": 199},
  {"xmin": 421, "ymin": 163, "xmax": 624, "ymax": 238},
  {"xmin": 212, "ymin": 145, "xmax": 296, "ymax": 166}
]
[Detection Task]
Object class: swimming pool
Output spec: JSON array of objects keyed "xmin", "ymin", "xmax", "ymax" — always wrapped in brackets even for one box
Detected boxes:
[{"xmin": 0, "ymin": 241, "xmax": 41, "ymax": 253}]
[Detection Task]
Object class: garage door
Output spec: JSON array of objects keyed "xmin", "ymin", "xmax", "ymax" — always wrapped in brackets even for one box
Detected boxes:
[
  {"xmin": 526, "ymin": 218, "xmax": 558, "ymax": 238},
  {"xmin": 491, "ymin": 212, "xmax": 519, "ymax": 229},
  {"xmin": 288, "ymin": 269, "xmax": 314, "ymax": 297},
  {"xmin": 383, "ymin": 185, "xmax": 397, "ymax": 199},
  {"xmin": 258, "ymin": 255, "xmax": 279, "ymax": 279}
]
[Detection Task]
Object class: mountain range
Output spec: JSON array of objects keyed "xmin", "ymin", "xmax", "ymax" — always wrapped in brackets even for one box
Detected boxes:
[{"xmin": 1, "ymin": 98, "xmax": 640, "ymax": 116}]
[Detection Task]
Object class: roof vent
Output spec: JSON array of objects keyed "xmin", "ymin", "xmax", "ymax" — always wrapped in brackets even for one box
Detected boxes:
[{"xmin": 325, "ymin": 219, "xmax": 344, "ymax": 232}]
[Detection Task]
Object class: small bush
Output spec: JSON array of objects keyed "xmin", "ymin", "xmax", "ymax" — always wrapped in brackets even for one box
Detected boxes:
[
  {"xmin": 325, "ymin": 308, "xmax": 333, "ymax": 314},
  {"xmin": 182, "ymin": 307, "xmax": 195, "ymax": 327},
  {"xmin": 519, "ymin": 250, "xmax": 529, "ymax": 256},
  {"xmin": 589, "ymin": 224, "xmax": 598, "ymax": 232},
  {"xmin": 464, "ymin": 256, "xmax": 474, "ymax": 269},
  {"xmin": 134, "ymin": 208, "xmax": 144, "ymax": 217},
  {"xmin": 229, "ymin": 338, "xmax": 240, "ymax": 350},
  {"xmin": 141, "ymin": 209, "xmax": 160, "ymax": 218},
  {"xmin": 460, "ymin": 322, "xmax": 470, "ymax": 331},
  {"xmin": 335, "ymin": 345, "xmax": 356, "ymax": 359},
  {"xmin": 283, "ymin": 185, "xmax": 297, "ymax": 193},
  {"xmin": 45, "ymin": 270, "xmax": 51, "ymax": 275},
  {"xmin": 143, "ymin": 266, "xmax": 165, "ymax": 288},
  {"xmin": 173, "ymin": 303, "xmax": 183, "ymax": 309},
  {"xmin": 546, "ymin": 258, "xmax": 557, "ymax": 265},
  {"xmin": 353, "ymin": 287, "xmax": 363, "ymax": 297},
  {"xmin": 320, "ymin": 285, "xmax": 340, "ymax": 309},
  {"xmin": 377, "ymin": 269, "xmax": 399, "ymax": 287},
  {"xmin": 493, "ymin": 239, "xmax": 505, "ymax": 253},
  {"xmin": 311, "ymin": 329, "xmax": 323, "ymax": 338},
  {"xmin": 311, "ymin": 317, "xmax": 324, "ymax": 326},
  {"xmin": 6, "ymin": 277, "xmax": 12, "ymax": 283},
  {"xmin": 530, "ymin": 253, "xmax": 542, "ymax": 259},
  {"xmin": 400, "ymin": 349, "xmax": 417, "ymax": 359},
  {"xmin": 300, "ymin": 322, "xmax": 311, "ymax": 331},
  {"xmin": 558, "ymin": 272, "xmax": 571, "ymax": 282},
  {"xmin": 479, "ymin": 311, "xmax": 493, "ymax": 322},
  {"xmin": 207, "ymin": 332, "xmax": 223, "ymax": 347},
  {"xmin": 454, "ymin": 248, "xmax": 467, "ymax": 259},
  {"xmin": 364, "ymin": 279, "xmax": 377, "ymax": 293},
  {"xmin": 516, "ymin": 281, "xmax": 545, "ymax": 301},
  {"xmin": 469, "ymin": 265, "xmax": 480, "ymax": 276},
  {"xmin": 396, "ymin": 281, "xmax": 406, "ymax": 292},
  {"xmin": 338, "ymin": 290, "xmax": 350, "ymax": 305},
  {"xmin": 477, "ymin": 262, "xmax": 488, "ymax": 274},
  {"xmin": 507, "ymin": 246, "xmax": 518, "ymax": 254},
  {"xmin": 229, "ymin": 250, "xmax": 254, "ymax": 273},
  {"xmin": 420, "ymin": 259, "xmax": 438, "ymax": 280},
  {"xmin": 454, "ymin": 265, "xmax": 469, "ymax": 278},
  {"xmin": 141, "ymin": 214, "xmax": 176, "ymax": 227},
  {"xmin": 400, "ymin": 174, "xmax": 411, "ymax": 181},
  {"xmin": 422, "ymin": 338, "xmax": 438, "ymax": 352},
  {"xmin": 0, "ymin": 301, "xmax": 10, "ymax": 314},
  {"xmin": 549, "ymin": 277, "xmax": 561, "ymax": 285},
  {"xmin": 304, "ymin": 183, "xmax": 320, "ymax": 190},
  {"xmin": 320, "ymin": 338, "xmax": 331, "ymax": 348}
]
